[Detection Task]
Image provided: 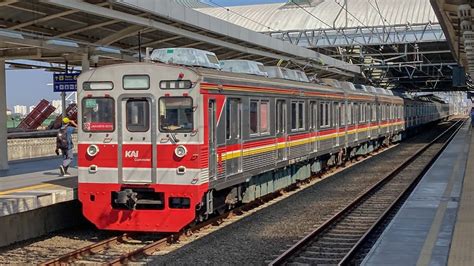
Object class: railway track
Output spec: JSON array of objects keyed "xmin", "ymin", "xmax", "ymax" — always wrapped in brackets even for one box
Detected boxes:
[
  {"xmin": 269, "ymin": 119, "xmax": 464, "ymax": 266},
  {"xmin": 40, "ymin": 191, "xmax": 286, "ymax": 265},
  {"xmin": 38, "ymin": 121, "xmax": 459, "ymax": 265}
]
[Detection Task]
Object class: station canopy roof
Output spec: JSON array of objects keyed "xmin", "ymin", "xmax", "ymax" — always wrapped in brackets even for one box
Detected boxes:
[
  {"xmin": 0, "ymin": 0, "xmax": 359, "ymax": 78},
  {"xmin": 431, "ymin": 0, "xmax": 474, "ymax": 79},
  {"xmin": 198, "ymin": 0, "xmax": 472, "ymax": 91}
]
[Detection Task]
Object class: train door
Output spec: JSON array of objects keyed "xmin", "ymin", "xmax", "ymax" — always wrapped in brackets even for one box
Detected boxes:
[
  {"xmin": 335, "ymin": 102, "xmax": 340, "ymax": 146},
  {"xmin": 276, "ymin": 99, "xmax": 288, "ymax": 161},
  {"xmin": 119, "ymin": 97, "xmax": 155, "ymax": 183},
  {"xmin": 353, "ymin": 102, "xmax": 359, "ymax": 142},
  {"xmin": 208, "ymin": 99, "xmax": 217, "ymax": 180},
  {"xmin": 225, "ymin": 98, "xmax": 242, "ymax": 175},
  {"xmin": 309, "ymin": 101, "xmax": 318, "ymax": 152}
]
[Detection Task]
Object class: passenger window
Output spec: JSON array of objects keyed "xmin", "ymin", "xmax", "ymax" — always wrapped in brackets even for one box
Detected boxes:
[
  {"xmin": 159, "ymin": 97, "xmax": 193, "ymax": 132},
  {"xmin": 276, "ymin": 100, "xmax": 286, "ymax": 133},
  {"xmin": 291, "ymin": 100, "xmax": 305, "ymax": 131},
  {"xmin": 82, "ymin": 98, "xmax": 115, "ymax": 132},
  {"xmin": 126, "ymin": 99, "xmax": 149, "ymax": 132},
  {"xmin": 260, "ymin": 101, "xmax": 270, "ymax": 134},
  {"xmin": 249, "ymin": 99, "xmax": 270, "ymax": 136},
  {"xmin": 348, "ymin": 103, "xmax": 352, "ymax": 125},
  {"xmin": 250, "ymin": 100, "xmax": 258, "ymax": 135},
  {"xmin": 310, "ymin": 102, "xmax": 317, "ymax": 129},
  {"xmin": 291, "ymin": 102, "xmax": 297, "ymax": 130},
  {"xmin": 319, "ymin": 102, "xmax": 330, "ymax": 128},
  {"xmin": 341, "ymin": 103, "xmax": 346, "ymax": 126},
  {"xmin": 123, "ymin": 75, "xmax": 150, "ymax": 90},
  {"xmin": 298, "ymin": 102, "xmax": 304, "ymax": 130}
]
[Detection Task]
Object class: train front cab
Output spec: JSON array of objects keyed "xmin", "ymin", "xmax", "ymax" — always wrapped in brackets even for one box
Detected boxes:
[{"xmin": 77, "ymin": 63, "xmax": 208, "ymax": 232}]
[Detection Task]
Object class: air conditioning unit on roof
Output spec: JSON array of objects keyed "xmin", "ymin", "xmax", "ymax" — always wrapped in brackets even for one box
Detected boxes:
[
  {"xmin": 463, "ymin": 31, "xmax": 474, "ymax": 41},
  {"xmin": 461, "ymin": 20, "xmax": 472, "ymax": 32},
  {"xmin": 458, "ymin": 4, "xmax": 472, "ymax": 20}
]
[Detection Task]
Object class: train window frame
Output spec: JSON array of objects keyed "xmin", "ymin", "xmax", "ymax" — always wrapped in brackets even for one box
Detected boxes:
[
  {"xmin": 309, "ymin": 101, "xmax": 317, "ymax": 129},
  {"xmin": 372, "ymin": 104, "xmax": 377, "ymax": 122},
  {"xmin": 225, "ymin": 98, "xmax": 242, "ymax": 140},
  {"xmin": 260, "ymin": 100, "xmax": 270, "ymax": 135},
  {"xmin": 249, "ymin": 99, "xmax": 270, "ymax": 137},
  {"xmin": 341, "ymin": 103, "xmax": 346, "ymax": 126},
  {"xmin": 81, "ymin": 97, "xmax": 115, "ymax": 133},
  {"xmin": 158, "ymin": 96, "xmax": 194, "ymax": 133},
  {"xmin": 276, "ymin": 99, "xmax": 286, "ymax": 134},
  {"xmin": 125, "ymin": 99, "xmax": 150, "ymax": 132},
  {"xmin": 123, "ymin": 74, "xmax": 150, "ymax": 90},
  {"xmin": 347, "ymin": 102, "xmax": 353, "ymax": 125},
  {"xmin": 319, "ymin": 101, "xmax": 331, "ymax": 128},
  {"xmin": 359, "ymin": 103, "xmax": 365, "ymax": 123},
  {"xmin": 291, "ymin": 100, "xmax": 306, "ymax": 132},
  {"xmin": 83, "ymin": 81, "xmax": 113, "ymax": 91}
]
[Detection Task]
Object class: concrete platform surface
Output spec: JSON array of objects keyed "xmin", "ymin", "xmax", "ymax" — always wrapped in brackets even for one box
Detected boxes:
[
  {"xmin": 0, "ymin": 156, "xmax": 77, "ymax": 217},
  {"xmin": 363, "ymin": 120, "xmax": 472, "ymax": 266}
]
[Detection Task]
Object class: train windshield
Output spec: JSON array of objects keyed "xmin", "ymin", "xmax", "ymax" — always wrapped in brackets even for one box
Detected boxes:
[
  {"xmin": 159, "ymin": 97, "xmax": 193, "ymax": 132},
  {"xmin": 82, "ymin": 98, "xmax": 115, "ymax": 132}
]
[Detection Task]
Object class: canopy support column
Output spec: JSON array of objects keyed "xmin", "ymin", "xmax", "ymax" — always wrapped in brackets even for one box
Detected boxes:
[{"xmin": 0, "ymin": 60, "xmax": 8, "ymax": 170}]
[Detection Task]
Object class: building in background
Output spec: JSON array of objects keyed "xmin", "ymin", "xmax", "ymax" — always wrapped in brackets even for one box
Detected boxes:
[
  {"xmin": 28, "ymin": 105, "xmax": 36, "ymax": 113},
  {"xmin": 6, "ymin": 109, "xmax": 12, "ymax": 116},
  {"xmin": 51, "ymin": 100, "xmax": 62, "ymax": 114},
  {"xmin": 13, "ymin": 105, "xmax": 27, "ymax": 116}
]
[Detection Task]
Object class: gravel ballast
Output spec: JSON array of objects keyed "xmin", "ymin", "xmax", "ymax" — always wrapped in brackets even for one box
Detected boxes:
[{"xmin": 148, "ymin": 125, "xmax": 450, "ymax": 265}]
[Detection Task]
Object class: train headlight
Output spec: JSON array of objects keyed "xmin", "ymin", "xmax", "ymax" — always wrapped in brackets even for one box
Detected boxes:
[
  {"xmin": 87, "ymin": 145, "xmax": 100, "ymax": 157},
  {"xmin": 174, "ymin": 145, "xmax": 187, "ymax": 158}
]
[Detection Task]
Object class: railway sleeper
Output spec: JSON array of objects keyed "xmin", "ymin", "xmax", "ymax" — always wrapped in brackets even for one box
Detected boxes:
[
  {"xmin": 293, "ymin": 256, "xmax": 341, "ymax": 265},
  {"xmin": 322, "ymin": 233, "xmax": 362, "ymax": 240},
  {"xmin": 316, "ymin": 236, "xmax": 358, "ymax": 244},
  {"xmin": 311, "ymin": 241, "xmax": 355, "ymax": 249},
  {"xmin": 300, "ymin": 250, "xmax": 347, "ymax": 258},
  {"xmin": 331, "ymin": 223, "xmax": 371, "ymax": 230},
  {"xmin": 306, "ymin": 245, "xmax": 351, "ymax": 253},
  {"xmin": 340, "ymin": 216, "xmax": 379, "ymax": 222}
]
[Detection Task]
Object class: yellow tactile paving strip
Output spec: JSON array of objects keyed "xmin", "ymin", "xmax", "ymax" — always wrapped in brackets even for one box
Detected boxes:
[
  {"xmin": 448, "ymin": 126, "xmax": 474, "ymax": 266},
  {"xmin": 0, "ymin": 183, "xmax": 58, "ymax": 196}
]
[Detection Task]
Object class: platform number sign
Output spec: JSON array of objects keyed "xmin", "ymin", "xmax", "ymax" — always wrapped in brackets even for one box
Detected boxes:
[{"xmin": 53, "ymin": 73, "xmax": 80, "ymax": 92}]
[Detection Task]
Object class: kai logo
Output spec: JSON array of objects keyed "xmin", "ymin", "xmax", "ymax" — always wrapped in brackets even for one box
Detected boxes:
[{"xmin": 125, "ymin": 150, "xmax": 139, "ymax": 158}]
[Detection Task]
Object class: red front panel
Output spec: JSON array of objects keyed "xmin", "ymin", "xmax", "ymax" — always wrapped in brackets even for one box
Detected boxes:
[{"xmin": 79, "ymin": 182, "xmax": 209, "ymax": 232}]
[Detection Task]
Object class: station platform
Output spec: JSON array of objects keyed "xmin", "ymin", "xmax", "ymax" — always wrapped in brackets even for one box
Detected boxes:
[
  {"xmin": 363, "ymin": 120, "xmax": 473, "ymax": 266},
  {"xmin": 0, "ymin": 157, "xmax": 80, "ymax": 247}
]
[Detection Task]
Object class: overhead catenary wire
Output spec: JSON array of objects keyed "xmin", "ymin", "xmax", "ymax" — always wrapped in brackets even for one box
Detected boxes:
[
  {"xmin": 290, "ymin": 0, "xmax": 385, "ymax": 59},
  {"xmin": 207, "ymin": 0, "xmax": 279, "ymax": 32}
]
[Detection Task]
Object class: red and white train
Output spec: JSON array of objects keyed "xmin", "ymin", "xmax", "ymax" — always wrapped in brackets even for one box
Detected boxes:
[{"xmin": 77, "ymin": 48, "xmax": 451, "ymax": 232}]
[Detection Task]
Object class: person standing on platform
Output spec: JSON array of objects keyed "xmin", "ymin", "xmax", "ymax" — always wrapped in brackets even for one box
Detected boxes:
[
  {"xmin": 471, "ymin": 107, "xmax": 474, "ymax": 127},
  {"xmin": 56, "ymin": 117, "xmax": 77, "ymax": 176}
]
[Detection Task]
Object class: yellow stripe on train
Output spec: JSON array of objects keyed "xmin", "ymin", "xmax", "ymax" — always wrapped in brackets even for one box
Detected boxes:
[{"xmin": 220, "ymin": 122, "xmax": 404, "ymax": 161}]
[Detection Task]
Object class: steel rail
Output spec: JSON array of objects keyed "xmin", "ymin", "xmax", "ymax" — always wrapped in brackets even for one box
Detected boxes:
[
  {"xmin": 40, "ymin": 233, "xmax": 130, "ymax": 266},
  {"xmin": 39, "ymin": 185, "xmax": 284, "ymax": 265},
  {"xmin": 269, "ymin": 119, "xmax": 464, "ymax": 266},
  {"xmin": 338, "ymin": 119, "xmax": 465, "ymax": 265}
]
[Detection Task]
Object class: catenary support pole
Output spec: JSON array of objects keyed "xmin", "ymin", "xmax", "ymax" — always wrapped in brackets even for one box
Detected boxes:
[{"xmin": 0, "ymin": 60, "xmax": 8, "ymax": 170}]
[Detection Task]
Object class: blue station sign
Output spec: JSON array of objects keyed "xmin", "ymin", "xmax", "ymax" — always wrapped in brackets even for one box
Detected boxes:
[{"xmin": 53, "ymin": 73, "xmax": 80, "ymax": 92}]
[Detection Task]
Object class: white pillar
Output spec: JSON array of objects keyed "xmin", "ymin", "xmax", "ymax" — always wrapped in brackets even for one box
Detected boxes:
[
  {"xmin": 61, "ymin": 91, "xmax": 66, "ymax": 116},
  {"xmin": 82, "ymin": 53, "xmax": 90, "ymax": 72},
  {"xmin": 0, "ymin": 60, "xmax": 8, "ymax": 170}
]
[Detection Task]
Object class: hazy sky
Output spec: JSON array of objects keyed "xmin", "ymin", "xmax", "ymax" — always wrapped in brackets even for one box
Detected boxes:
[
  {"xmin": 5, "ymin": 0, "xmax": 286, "ymax": 109},
  {"xmin": 6, "ymin": 69, "xmax": 57, "ymax": 109}
]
